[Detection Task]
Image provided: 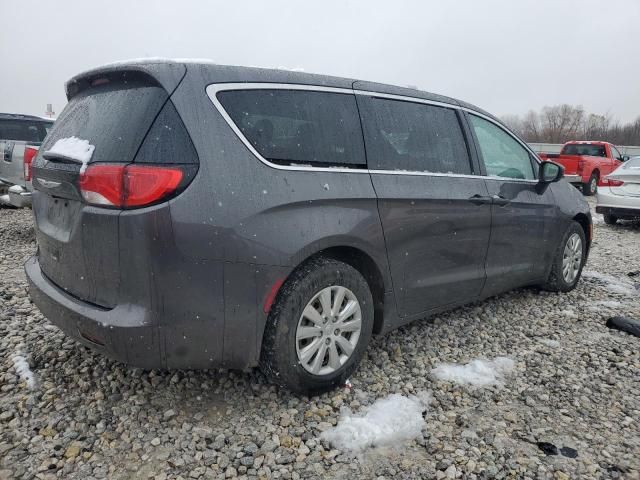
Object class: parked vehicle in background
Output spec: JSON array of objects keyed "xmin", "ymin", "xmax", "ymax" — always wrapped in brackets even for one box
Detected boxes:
[
  {"xmin": 26, "ymin": 60, "xmax": 592, "ymax": 394},
  {"xmin": 0, "ymin": 113, "xmax": 53, "ymax": 207},
  {"xmin": 596, "ymin": 156, "xmax": 640, "ymax": 224},
  {"xmin": 538, "ymin": 141, "xmax": 627, "ymax": 196}
]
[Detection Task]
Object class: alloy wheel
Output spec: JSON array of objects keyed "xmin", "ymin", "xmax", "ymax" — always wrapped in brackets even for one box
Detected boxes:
[
  {"xmin": 295, "ymin": 286, "xmax": 362, "ymax": 376},
  {"xmin": 562, "ymin": 233, "xmax": 582, "ymax": 283}
]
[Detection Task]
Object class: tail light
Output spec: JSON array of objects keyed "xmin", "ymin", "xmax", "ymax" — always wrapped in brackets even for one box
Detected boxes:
[
  {"xmin": 23, "ymin": 146, "xmax": 38, "ymax": 181},
  {"xmin": 79, "ymin": 164, "xmax": 185, "ymax": 208},
  {"xmin": 576, "ymin": 160, "xmax": 585, "ymax": 174},
  {"xmin": 602, "ymin": 176, "xmax": 624, "ymax": 187}
]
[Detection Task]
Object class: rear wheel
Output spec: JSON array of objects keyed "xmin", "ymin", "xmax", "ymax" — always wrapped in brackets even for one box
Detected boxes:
[
  {"xmin": 603, "ymin": 214, "xmax": 618, "ymax": 225},
  {"xmin": 541, "ymin": 221, "xmax": 586, "ymax": 292},
  {"xmin": 260, "ymin": 257, "xmax": 374, "ymax": 395},
  {"xmin": 583, "ymin": 172, "xmax": 598, "ymax": 196}
]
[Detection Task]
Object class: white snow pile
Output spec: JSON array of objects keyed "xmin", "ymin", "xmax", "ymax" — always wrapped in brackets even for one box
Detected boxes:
[
  {"xmin": 46, "ymin": 136, "xmax": 95, "ymax": 173},
  {"xmin": 12, "ymin": 354, "xmax": 36, "ymax": 390},
  {"xmin": 539, "ymin": 339, "xmax": 561, "ymax": 348},
  {"xmin": 582, "ymin": 270, "xmax": 637, "ymax": 296},
  {"xmin": 320, "ymin": 392, "xmax": 430, "ymax": 452},
  {"xmin": 587, "ymin": 300, "xmax": 625, "ymax": 311},
  {"xmin": 431, "ymin": 357, "xmax": 514, "ymax": 387}
]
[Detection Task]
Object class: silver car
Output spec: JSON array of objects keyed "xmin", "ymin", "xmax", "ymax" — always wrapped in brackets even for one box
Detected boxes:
[
  {"xmin": 0, "ymin": 113, "xmax": 54, "ymax": 207},
  {"xmin": 596, "ymin": 156, "xmax": 640, "ymax": 224}
]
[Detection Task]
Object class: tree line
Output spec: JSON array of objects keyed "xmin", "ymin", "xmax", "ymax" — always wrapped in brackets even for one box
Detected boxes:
[{"xmin": 501, "ymin": 105, "xmax": 640, "ymax": 146}]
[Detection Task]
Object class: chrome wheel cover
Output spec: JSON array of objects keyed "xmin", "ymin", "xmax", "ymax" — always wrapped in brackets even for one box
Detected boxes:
[
  {"xmin": 562, "ymin": 233, "xmax": 582, "ymax": 283},
  {"xmin": 295, "ymin": 286, "xmax": 362, "ymax": 376}
]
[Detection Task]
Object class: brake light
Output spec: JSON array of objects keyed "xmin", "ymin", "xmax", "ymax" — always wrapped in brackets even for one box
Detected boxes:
[
  {"xmin": 23, "ymin": 146, "xmax": 38, "ymax": 181},
  {"xmin": 79, "ymin": 164, "xmax": 184, "ymax": 208},
  {"xmin": 602, "ymin": 176, "xmax": 624, "ymax": 187}
]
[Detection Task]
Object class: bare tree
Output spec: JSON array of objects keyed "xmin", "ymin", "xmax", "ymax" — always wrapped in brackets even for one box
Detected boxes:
[
  {"xmin": 503, "ymin": 105, "xmax": 640, "ymax": 146},
  {"xmin": 540, "ymin": 105, "xmax": 584, "ymax": 143}
]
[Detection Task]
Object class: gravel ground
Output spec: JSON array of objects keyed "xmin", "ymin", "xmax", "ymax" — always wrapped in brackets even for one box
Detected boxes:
[{"xmin": 1, "ymin": 199, "xmax": 639, "ymax": 480}]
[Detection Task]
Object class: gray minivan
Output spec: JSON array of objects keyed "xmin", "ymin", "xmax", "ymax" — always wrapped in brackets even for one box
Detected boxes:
[{"xmin": 26, "ymin": 60, "xmax": 591, "ymax": 393}]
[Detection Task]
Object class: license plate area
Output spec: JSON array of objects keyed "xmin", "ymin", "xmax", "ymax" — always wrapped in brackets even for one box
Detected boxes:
[{"xmin": 35, "ymin": 195, "xmax": 83, "ymax": 243}]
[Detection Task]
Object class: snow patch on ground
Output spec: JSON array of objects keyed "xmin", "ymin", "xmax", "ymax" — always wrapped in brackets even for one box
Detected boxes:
[
  {"xmin": 320, "ymin": 392, "xmax": 430, "ymax": 452},
  {"xmin": 431, "ymin": 357, "xmax": 514, "ymax": 387},
  {"xmin": 12, "ymin": 354, "xmax": 36, "ymax": 390},
  {"xmin": 560, "ymin": 309, "xmax": 577, "ymax": 318},
  {"xmin": 540, "ymin": 339, "xmax": 561, "ymax": 348},
  {"xmin": 587, "ymin": 300, "xmax": 625, "ymax": 311},
  {"xmin": 582, "ymin": 270, "xmax": 637, "ymax": 296},
  {"xmin": 46, "ymin": 137, "xmax": 95, "ymax": 173}
]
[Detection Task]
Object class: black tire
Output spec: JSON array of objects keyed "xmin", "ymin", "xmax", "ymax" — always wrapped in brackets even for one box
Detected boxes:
[
  {"xmin": 541, "ymin": 221, "xmax": 587, "ymax": 292},
  {"xmin": 260, "ymin": 257, "xmax": 374, "ymax": 395},
  {"xmin": 603, "ymin": 214, "xmax": 618, "ymax": 225},
  {"xmin": 583, "ymin": 172, "xmax": 598, "ymax": 196}
]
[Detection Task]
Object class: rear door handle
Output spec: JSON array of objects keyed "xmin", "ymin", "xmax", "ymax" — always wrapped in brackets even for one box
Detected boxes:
[
  {"xmin": 467, "ymin": 194, "xmax": 493, "ymax": 206},
  {"xmin": 492, "ymin": 194, "xmax": 510, "ymax": 206}
]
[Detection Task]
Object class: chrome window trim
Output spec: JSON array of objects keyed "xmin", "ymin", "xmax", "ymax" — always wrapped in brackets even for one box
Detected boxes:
[{"xmin": 206, "ymin": 82, "xmax": 539, "ymax": 183}]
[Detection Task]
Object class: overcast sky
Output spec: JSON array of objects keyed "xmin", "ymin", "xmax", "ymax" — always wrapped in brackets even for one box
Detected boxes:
[{"xmin": 1, "ymin": 0, "xmax": 639, "ymax": 122}]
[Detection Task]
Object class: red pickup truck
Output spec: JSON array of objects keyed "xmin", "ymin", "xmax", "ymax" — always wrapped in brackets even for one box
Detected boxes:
[{"xmin": 538, "ymin": 141, "xmax": 627, "ymax": 195}]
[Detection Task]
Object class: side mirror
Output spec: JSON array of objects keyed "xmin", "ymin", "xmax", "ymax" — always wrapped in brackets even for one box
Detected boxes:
[
  {"xmin": 539, "ymin": 161, "xmax": 564, "ymax": 183},
  {"xmin": 622, "ymin": 155, "xmax": 630, "ymax": 162}
]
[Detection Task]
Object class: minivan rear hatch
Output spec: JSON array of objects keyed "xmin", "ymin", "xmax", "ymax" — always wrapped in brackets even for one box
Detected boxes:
[{"xmin": 31, "ymin": 65, "xmax": 185, "ymax": 308}]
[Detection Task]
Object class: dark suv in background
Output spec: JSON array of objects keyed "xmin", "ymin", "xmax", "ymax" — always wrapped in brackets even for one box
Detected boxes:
[{"xmin": 26, "ymin": 60, "xmax": 591, "ymax": 393}]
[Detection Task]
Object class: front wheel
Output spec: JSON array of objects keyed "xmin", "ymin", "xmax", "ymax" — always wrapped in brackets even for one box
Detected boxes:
[
  {"xmin": 603, "ymin": 214, "xmax": 618, "ymax": 225},
  {"xmin": 541, "ymin": 221, "xmax": 587, "ymax": 292},
  {"xmin": 260, "ymin": 257, "xmax": 374, "ymax": 395}
]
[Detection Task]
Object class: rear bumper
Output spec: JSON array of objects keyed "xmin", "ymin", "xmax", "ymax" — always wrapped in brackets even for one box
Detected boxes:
[
  {"xmin": 25, "ymin": 255, "xmax": 163, "ymax": 369},
  {"xmin": 596, "ymin": 187, "xmax": 640, "ymax": 218},
  {"xmin": 0, "ymin": 185, "xmax": 32, "ymax": 208},
  {"xmin": 563, "ymin": 174, "xmax": 582, "ymax": 184}
]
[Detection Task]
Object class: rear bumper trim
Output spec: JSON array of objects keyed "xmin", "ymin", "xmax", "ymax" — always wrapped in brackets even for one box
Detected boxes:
[
  {"xmin": 24, "ymin": 256, "xmax": 163, "ymax": 369},
  {"xmin": 595, "ymin": 206, "xmax": 640, "ymax": 218}
]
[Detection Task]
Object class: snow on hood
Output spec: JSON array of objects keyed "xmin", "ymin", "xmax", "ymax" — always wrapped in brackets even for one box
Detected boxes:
[{"xmin": 46, "ymin": 136, "xmax": 95, "ymax": 173}]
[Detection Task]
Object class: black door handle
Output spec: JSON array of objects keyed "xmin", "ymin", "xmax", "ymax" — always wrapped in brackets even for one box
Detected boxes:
[
  {"xmin": 492, "ymin": 194, "xmax": 510, "ymax": 206},
  {"xmin": 468, "ymin": 194, "xmax": 493, "ymax": 206}
]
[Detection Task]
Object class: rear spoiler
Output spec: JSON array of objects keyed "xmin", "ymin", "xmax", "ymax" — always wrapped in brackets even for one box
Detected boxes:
[{"xmin": 65, "ymin": 61, "xmax": 187, "ymax": 100}]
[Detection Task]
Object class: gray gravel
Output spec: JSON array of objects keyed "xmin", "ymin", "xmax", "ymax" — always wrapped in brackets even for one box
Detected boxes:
[{"xmin": 1, "ymin": 199, "xmax": 639, "ymax": 480}]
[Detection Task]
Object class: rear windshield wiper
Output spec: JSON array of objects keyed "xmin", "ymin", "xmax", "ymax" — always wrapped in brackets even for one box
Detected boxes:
[{"xmin": 42, "ymin": 151, "xmax": 83, "ymax": 165}]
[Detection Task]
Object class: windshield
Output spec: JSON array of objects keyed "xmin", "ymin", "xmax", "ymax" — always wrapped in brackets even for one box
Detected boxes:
[
  {"xmin": 561, "ymin": 144, "xmax": 606, "ymax": 157},
  {"xmin": 0, "ymin": 119, "xmax": 52, "ymax": 143}
]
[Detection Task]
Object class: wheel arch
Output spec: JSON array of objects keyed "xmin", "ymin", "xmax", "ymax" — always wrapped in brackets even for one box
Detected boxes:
[
  {"xmin": 277, "ymin": 244, "xmax": 389, "ymax": 335},
  {"xmin": 572, "ymin": 213, "xmax": 592, "ymax": 254}
]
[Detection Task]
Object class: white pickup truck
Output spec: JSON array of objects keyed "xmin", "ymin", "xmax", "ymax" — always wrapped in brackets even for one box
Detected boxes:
[{"xmin": 1, "ymin": 113, "xmax": 54, "ymax": 207}]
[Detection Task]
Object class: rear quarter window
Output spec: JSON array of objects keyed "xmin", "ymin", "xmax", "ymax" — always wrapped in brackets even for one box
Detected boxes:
[{"xmin": 216, "ymin": 89, "xmax": 366, "ymax": 168}]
